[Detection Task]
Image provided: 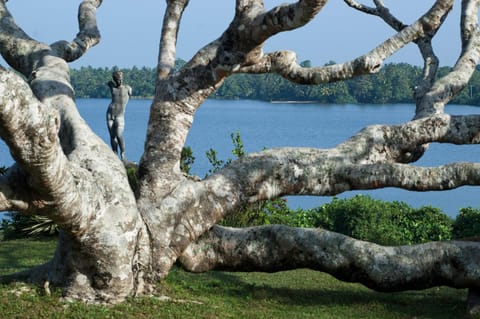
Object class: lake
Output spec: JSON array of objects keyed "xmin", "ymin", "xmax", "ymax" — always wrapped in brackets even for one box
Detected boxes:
[{"xmin": 1, "ymin": 98, "xmax": 480, "ymax": 218}]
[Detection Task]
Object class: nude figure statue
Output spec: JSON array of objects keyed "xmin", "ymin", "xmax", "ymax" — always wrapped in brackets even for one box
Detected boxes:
[{"xmin": 106, "ymin": 70, "xmax": 132, "ymax": 160}]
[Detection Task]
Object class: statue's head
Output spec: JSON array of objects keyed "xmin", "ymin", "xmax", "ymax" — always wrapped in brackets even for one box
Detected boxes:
[{"xmin": 112, "ymin": 70, "xmax": 123, "ymax": 85}]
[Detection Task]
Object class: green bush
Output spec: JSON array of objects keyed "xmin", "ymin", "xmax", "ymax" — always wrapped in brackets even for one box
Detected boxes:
[
  {"xmin": 312, "ymin": 195, "xmax": 452, "ymax": 245},
  {"xmin": 126, "ymin": 166, "xmax": 139, "ymax": 193},
  {"xmin": 404, "ymin": 206, "xmax": 453, "ymax": 243},
  {"xmin": 452, "ymin": 207, "xmax": 480, "ymax": 239},
  {"xmin": 220, "ymin": 198, "xmax": 290, "ymax": 227}
]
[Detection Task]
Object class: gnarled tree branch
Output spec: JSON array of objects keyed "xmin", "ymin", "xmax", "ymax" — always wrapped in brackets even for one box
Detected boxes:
[
  {"xmin": 180, "ymin": 225, "xmax": 480, "ymax": 292},
  {"xmin": 0, "ymin": 67, "xmax": 88, "ymax": 229},
  {"xmin": 415, "ymin": 0, "xmax": 480, "ymax": 117},
  {"xmin": 338, "ymin": 162, "xmax": 480, "ymax": 192},
  {"xmin": 161, "ymin": 112, "xmax": 480, "ymax": 262},
  {"xmin": 237, "ymin": 0, "xmax": 452, "ymax": 85},
  {"xmin": 0, "ymin": 2, "xmax": 49, "ymax": 77},
  {"xmin": 197, "ymin": 113, "xmax": 480, "ymax": 202},
  {"xmin": 251, "ymin": 0, "xmax": 327, "ymax": 42},
  {"xmin": 157, "ymin": 0, "xmax": 189, "ymax": 80},
  {"xmin": 344, "ymin": 0, "xmax": 407, "ymax": 30},
  {"xmin": 344, "ymin": 0, "xmax": 444, "ymax": 104},
  {"xmin": 51, "ymin": 0, "xmax": 103, "ymax": 62},
  {"xmin": 0, "ymin": 164, "xmax": 51, "ymax": 213}
]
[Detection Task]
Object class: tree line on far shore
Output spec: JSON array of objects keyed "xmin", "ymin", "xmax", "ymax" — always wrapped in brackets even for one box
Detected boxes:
[{"xmin": 71, "ymin": 60, "xmax": 480, "ymax": 105}]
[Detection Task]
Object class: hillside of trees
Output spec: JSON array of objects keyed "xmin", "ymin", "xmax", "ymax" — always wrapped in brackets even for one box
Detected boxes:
[{"xmin": 71, "ymin": 61, "xmax": 480, "ymax": 105}]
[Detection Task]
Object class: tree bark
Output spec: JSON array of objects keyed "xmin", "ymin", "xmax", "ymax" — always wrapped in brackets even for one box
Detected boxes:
[
  {"xmin": 181, "ymin": 225, "xmax": 480, "ymax": 292},
  {"xmin": 0, "ymin": 1, "xmax": 150, "ymax": 303}
]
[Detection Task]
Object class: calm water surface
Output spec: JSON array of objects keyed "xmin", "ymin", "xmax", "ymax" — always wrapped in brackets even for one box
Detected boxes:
[{"xmin": 1, "ymin": 99, "xmax": 480, "ymax": 217}]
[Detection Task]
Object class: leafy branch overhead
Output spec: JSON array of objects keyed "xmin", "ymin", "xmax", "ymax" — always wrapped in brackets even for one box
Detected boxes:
[{"xmin": 1, "ymin": 0, "xmax": 480, "ymax": 316}]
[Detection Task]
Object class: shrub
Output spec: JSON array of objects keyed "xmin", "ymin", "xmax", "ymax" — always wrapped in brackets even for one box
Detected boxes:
[
  {"xmin": 404, "ymin": 206, "xmax": 453, "ymax": 243},
  {"xmin": 126, "ymin": 166, "xmax": 139, "ymax": 193},
  {"xmin": 452, "ymin": 207, "xmax": 480, "ymax": 239},
  {"xmin": 312, "ymin": 195, "xmax": 452, "ymax": 246}
]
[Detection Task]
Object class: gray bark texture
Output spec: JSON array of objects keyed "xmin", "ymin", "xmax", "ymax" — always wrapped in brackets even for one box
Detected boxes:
[{"xmin": 0, "ymin": 0, "xmax": 480, "ymax": 314}]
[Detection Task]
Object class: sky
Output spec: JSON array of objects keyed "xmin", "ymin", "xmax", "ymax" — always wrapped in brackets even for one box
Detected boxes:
[{"xmin": 0, "ymin": 1, "xmax": 464, "ymax": 69}]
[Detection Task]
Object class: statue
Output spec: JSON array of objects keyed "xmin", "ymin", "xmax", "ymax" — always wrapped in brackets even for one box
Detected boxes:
[{"xmin": 106, "ymin": 70, "xmax": 132, "ymax": 160}]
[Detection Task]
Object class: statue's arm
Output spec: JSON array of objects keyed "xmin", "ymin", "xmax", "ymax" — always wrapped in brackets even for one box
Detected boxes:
[{"xmin": 107, "ymin": 81, "xmax": 116, "ymax": 95}]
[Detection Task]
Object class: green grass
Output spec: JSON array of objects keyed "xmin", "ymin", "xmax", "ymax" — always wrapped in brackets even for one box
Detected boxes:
[{"xmin": 0, "ymin": 238, "xmax": 474, "ymax": 318}]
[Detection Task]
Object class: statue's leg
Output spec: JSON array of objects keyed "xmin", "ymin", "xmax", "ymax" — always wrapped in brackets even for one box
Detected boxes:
[
  {"xmin": 110, "ymin": 137, "xmax": 118, "ymax": 155},
  {"xmin": 118, "ymin": 137, "xmax": 125, "ymax": 160},
  {"xmin": 117, "ymin": 118, "xmax": 126, "ymax": 160},
  {"xmin": 110, "ymin": 131, "xmax": 118, "ymax": 155},
  {"xmin": 107, "ymin": 117, "xmax": 118, "ymax": 154}
]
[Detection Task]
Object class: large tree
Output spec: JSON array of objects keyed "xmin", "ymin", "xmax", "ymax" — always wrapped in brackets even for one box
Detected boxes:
[{"xmin": 1, "ymin": 0, "xmax": 480, "ymax": 315}]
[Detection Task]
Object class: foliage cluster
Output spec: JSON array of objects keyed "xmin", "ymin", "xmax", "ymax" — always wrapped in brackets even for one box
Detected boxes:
[
  {"xmin": 452, "ymin": 207, "xmax": 480, "ymax": 239},
  {"xmin": 70, "ymin": 62, "xmax": 480, "ymax": 105},
  {"xmin": 0, "ymin": 214, "xmax": 57, "ymax": 240},
  {"xmin": 217, "ymin": 194, "xmax": 480, "ymax": 245},
  {"xmin": 313, "ymin": 196, "xmax": 453, "ymax": 245}
]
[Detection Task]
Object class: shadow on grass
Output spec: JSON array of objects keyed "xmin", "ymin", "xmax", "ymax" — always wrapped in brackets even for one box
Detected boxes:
[
  {"xmin": 0, "ymin": 239, "xmax": 470, "ymax": 318},
  {"xmin": 0, "ymin": 237, "xmax": 56, "ymax": 278},
  {"xmin": 169, "ymin": 268, "xmax": 468, "ymax": 318}
]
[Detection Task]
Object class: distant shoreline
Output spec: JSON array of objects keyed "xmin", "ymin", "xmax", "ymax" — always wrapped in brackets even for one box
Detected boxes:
[{"xmin": 270, "ymin": 100, "xmax": 318, "ymax": 104}]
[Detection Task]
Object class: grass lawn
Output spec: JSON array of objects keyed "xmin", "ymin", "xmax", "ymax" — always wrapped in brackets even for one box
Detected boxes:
[{"xmin": 0, "ymin": 238, "xmax": 474, "ymax": 318}]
